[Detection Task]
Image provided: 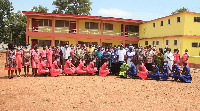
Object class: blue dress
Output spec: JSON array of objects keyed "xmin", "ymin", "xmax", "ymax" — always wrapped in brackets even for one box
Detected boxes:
[
  {"xmin": 180, "ymin": 67, "xmax": 192, "ymax": 83},
  {"xmin": 127, "ymin": 63, "xmax": 137, "ymax": 77},
  {"xmin": 148, "ymin": 66, "xmax": 160, "ymax": 80},
  {"xmin": 170, "ymin": 65, "xmax": 180, "ymax": 79},
  {"xmin": 159, "ymin": 65, "xmax": 169, "ymax": 81}
]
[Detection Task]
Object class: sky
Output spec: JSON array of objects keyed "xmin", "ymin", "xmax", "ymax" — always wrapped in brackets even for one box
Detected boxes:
[{"xmin": 10, "ymin": 0, "xmax": 200, "ymax": 21}]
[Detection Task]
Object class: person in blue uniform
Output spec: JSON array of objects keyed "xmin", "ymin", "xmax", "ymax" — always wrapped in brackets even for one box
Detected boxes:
[
  {"xmin": 148, "ymin": 62, "xmax": 160, "ymax": 80},
  {"xmin": 179, "ymin": 63, "xmax": 192, "ymax": 83},
  {"xmin": 169, "ymin": 61, "xmax": 180, "ymax": 81},
  {"xmin": 126, "ymin": 59, "xmax": 137, "ymax": 78},
  {"xmin": 159, "ymin": 61, "xmax": 169, "ymax": 81},
  {"xmin": 111, "ymin": 48, "xmax": 118, "ymax": 75}
]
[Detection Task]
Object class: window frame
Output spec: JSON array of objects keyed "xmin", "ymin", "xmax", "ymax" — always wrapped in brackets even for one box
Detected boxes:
[
  {"xmin": 166, "ymin": 40, "xmax": 169, "ymax": 45},
  {"xmin": 153, "ymin": 23, "xmax": 155, "ymax": 28},
  {"xmin": 85, "ymin": 22, "xmax": 99, "ymax": 29},
  {"xmin": 39, "ymin": 19, "xmax": 52, "ymax": 27},
  {"xmin": 168, "ymin": 19, "xmax": 171, "ymax": 25},
  {"xmin": 192, "ymin": 42, "xmax": 199, "ymax": 47},
  {"xmin": 177, "ymin": 17, "xmax": 181, "ymax": 23},
  {"xmin": 152, "ymin": 41, "xmax": 155, "ymax": 45},
  {"xmin": 156, "ymin": 41, "xmax": 159, "ymax": 45},
  {"xmin": 160, "ymin": 21, "xmax": 163, "ymax": 26},
  {"xmin": 194, "ymin": 17, "xmax": 200, "ymax": 22},
  {"xmin": 145, "ymin": 41, "xmax": 148, "ymax": 45},
  {"xmin": 103, "ymin": 23, "xmax": 113, "ymax": 30},
  {"xmin": 174, "ymin": 40, "xmax": 177, "ymax": 46}
]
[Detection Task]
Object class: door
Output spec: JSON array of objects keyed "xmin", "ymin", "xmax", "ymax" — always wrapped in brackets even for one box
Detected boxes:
[
  {"xmin": 32, "ymin": 19, "xmax": 39, "ymax": 32},
  {"xmin": 69, "ymin": 21, "xmax": 76, "ymax": 33},
  {"xmin": 31, "ymin": 39, "xmax": 38, "ymax": 49}
]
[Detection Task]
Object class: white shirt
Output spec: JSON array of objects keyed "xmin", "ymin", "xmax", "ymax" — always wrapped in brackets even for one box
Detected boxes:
[
  {"xmin": 62, "ymin": 47, "xmax": 71, "ymax": 59},
  {"xmin": 164, "ymin": 52, "xmax": 174, "ymax": 62},
  {"xmin": 118, "ymin": 49, "xmax": 126, "ymax": 61}
]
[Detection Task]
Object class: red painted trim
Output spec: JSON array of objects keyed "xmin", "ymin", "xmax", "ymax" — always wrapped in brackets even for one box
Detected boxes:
[
  {"xmin": 140, "ymin": 35, "xmax": 200, "ymax": 40},
  {"xmin": 22, "ymin": 11, "xmax": 146, "ymax": 23},
  {"xmin": 26, "ymin": 16, "xmax": 30, "ymax": 43},
  {"xmin": 77, "ymin": 19, "xmax": 79, "ymax": 34},
  {"xmin": 51, "ymin": 17, "xmax": 55, "ymax": 46}
]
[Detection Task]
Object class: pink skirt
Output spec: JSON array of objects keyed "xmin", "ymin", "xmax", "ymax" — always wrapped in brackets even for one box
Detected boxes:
[
  {"xmin": 64, "ymin": 67, "xmax": 75, "ymax": 74},
  {"xmin": 38, "ymin": 69, "xmax": 49, "ymax": 74},
  {"xmin": 17, "ymin": 57, "xmax": 22, "ymax": 69},
  {"xmin": 32, "ymin": 60, "xmax": 39, "ymax": 68},
  {"xmin": 46, "ymin": 58, "xmax": 52, "ymax": 67},
  {"xmin": 51, "ymin": 68, "xmax": 62, "ymax": 77},
  {"xmin": 76, "ymin": 68, "xmax": 87, "ymax": 74},
  {"xmin": 87, "ymin": 67, "xmax": 97, "ymax": 74},
  {"xmin": 99, "ymin": 69, "xmax": 109, "ymax": 77},
  {"xmin": 137, "ymin": 71, "xmax": 148, "ymax": 80}
]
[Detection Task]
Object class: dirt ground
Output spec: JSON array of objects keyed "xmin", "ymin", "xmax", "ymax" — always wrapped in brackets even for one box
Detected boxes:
[{"xmin": 0, "ymin": 51, "xmax": 200, "ymax": 111}]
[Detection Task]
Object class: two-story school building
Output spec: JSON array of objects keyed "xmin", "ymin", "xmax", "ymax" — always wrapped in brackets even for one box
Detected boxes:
[
  {"xmin": 139, "ymin": 11, "xmax": 200, "ymax": 67},
  {"xmin": 22, "ymin": 11, "xmax": 145, "ymax": 48}
]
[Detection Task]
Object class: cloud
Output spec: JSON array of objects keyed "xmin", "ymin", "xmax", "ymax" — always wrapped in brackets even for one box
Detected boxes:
[{"xmin": 98, "ymin": 8, "xmax": 133, "ymax": 19}]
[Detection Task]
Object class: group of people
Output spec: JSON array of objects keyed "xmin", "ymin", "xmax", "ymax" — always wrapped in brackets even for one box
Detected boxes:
[{"xmin": 4, "ymin": 42, "xmax": 192, "ymax": 83}]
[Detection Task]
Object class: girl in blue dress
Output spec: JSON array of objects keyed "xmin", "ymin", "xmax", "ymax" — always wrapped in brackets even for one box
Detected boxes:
[
  {"xmin": 179, "ymin": 63, "xmax": 192, "ymax": 83},
  {"xmin": 170, "ymin": 61, "xmax": 180, "ymax": 81},
  {"xmin": 126, "ymin": 59, "xmax": 137, "ymax": 78},
  {"xmin": 159, "ymin": 61, "xmax": 169, "ymax": 81},
  {"xmin": 148, "ymin": 62, "xmax": 160, "ymax": 80}
]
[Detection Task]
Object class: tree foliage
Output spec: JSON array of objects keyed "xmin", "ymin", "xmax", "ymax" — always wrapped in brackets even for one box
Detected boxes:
[
  {"xmin": 52, "ymin": 0, "xmax": 92, "ymax": 15},
  {"xmin": 30, "ymin": 5, "xmax": 49, "ymax": 13},
  {"xmin": 171, "ymin": 7, "xmax": 189, "ymax": 15}
]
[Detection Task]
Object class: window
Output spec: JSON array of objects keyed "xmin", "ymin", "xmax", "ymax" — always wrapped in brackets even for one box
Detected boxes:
[
  {"xmin": 38, "ymin": 40, "xmax": 51, "ymax": 47},
  {"xmin": 103, "ymin": 23, "xmax": 113, "ymax": 30},
  {"xmin": 153, "ymin": 23, "xmax": 155, "ymax": 27},
  {"xmin": 145, "ymin": 41, "xmax": 148, "ymax": 45},
  {"xmin": 102, "ymin": 42, "xmax": 112, "ymax": 47},
  {"xmin": 174, "ymin": 40, "xmax": 177, "ymax": 45},
  {"xmin": 168, "ymin": 19, "xmax": 171, "ymax": 24},
  {"xmin": 166, "ymin": 40, "xmax": 169, "ymax": 45},
  {"xmin": 39, "ymin": 19, "xmax": 52, "ymax": 26},
  {"xmin": 85, "ymin": 22, "xmax": 98, "ymax": 29},
  {"xmin": 156, "ymin": 41, "xmax": 159, "ymax": 45},
  {"xmin": 177, "ymin": 17, "xmax": 181, "ymax": 23},
  {"xmin": 152, "ymin": 41, "xmax": 155, "ymax": 45},
  {"xmin": 192, "ymin": 42, "xmax": 199, "ymax": 47},
  {"xmin": 55, "ymin": 20, "xmax": 69, "ymax": 27},
  {"xmin": 78, "ymin": 41, "xmax": 98, "ymax": 47},
  {"xmin": 194, "ymin": 17, "xmax": 200, "ymax": 22},
  {"xmin": 126, "ymin": 25, "xmax": 139, "ymax": 32},
  {"xmin": 160, "ymin": 21, "xmax": 163, "ymax": 26},
  {"xmin": 55, "ymin": 40, "xmax": 69, "ymax": 46}
]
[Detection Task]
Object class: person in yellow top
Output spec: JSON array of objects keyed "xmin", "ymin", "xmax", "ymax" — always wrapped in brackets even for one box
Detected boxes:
[
  {"xmin": 86, "ymin": 44, "xmax": 95, "ymax": 64},
  {"xmin": 119, "ymin": 61, "xmax": 130, "ymax": 78}
]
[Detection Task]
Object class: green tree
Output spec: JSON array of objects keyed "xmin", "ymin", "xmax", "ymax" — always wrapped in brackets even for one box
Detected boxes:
[
  {"xmin": 30, "ymin": 5, "xmax": 49, "ymax": 13},
  {"xmin": 52, "ymin": 0, "xmax": 92, "ymax": 15},
  {"xmin": 171, "ymin": 7, "xmax": 189, "ymax": 15},
  {"xmin": 0, "ymin": 0, "xmax": 14, "ymax": 43}
]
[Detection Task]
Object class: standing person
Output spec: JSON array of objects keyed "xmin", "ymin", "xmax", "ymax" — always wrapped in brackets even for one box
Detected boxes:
[
  {"xmin": 46, "ymin": 46, "xmax": 53, "ymax": 70},
  {"xmin": 5, "ymin": 43, "xmax": 17, "ymax": 79},
  {"xmin": 126, "ymin": 47, "xmax": 135, "ymax": 66},
  {"xmin": 31, "ymin": 45, "xmax": 36, "ymax": 75},
  {"xmin": 117, "ymin": 45, "xmax": 126, "ymax": 74},
  {"xmin": 64, "ymin": 56, "xmax": 76, "ymax": 75},
  {"xmin": 50, "ymin": 56, "xmax": 62, "ymax": 77},
  {"xmin": 136, "ymin": 47, "xmax": 145, "ymax": 71},
  {"xmin": 164, "ymin": 48, "xmax": 174, "ymax": 73},
  {"xmin": 176, "ymin": 49, "xmax": 180, "ymax": 66},
  {"xmin": 155, "ymin": 48, "xmax": 164, "ymax": 72},
  {"xmin": 99, "ymin": 59, "xmax": 110, "ymax": 77},
  {"xmin": 111, "ymin": 48, "xmax": 118, "ymax": 75},
  {"xmin": 102, "ymin": 47, "xmax": 111, "ymax": 67},
  {"xmin": 23, "ymin": 43, "xmax": 31, "ymax": 77},
  {"xmin": 32, "ymin": 47, "xmax": 40, "ymax": 77},
  {"xmin": 16, "ymin": 46, "xmax": 23, "ymax": 77},
  {"xmin": 62, "ymin": 44, "xmax": 71, "ymax": 71},
  {"xmin": 95, "ymin": 46, "xmax": 103, "ymax": 73},
  {"xmin": 182, "ymin": 49, "xmax": 189, "ymax": 67},
  {"xmin": 126, "ymin": 59, "xmax": 137, "ymax": 78},
  {"xmin": 87, "ymin": 44, "xmax": 95, "ymax": 64},
  {"xmin": 73, "ymin": 45, "xmax": 84, "ymax": 67},
  {"xmin": 40, "ymin": 45, "xmax": 47, "ymax": 61},
  {"xmin": 145, "ymin": 47, "xmax": 154, "ymax": 71},
  {"xmin": 179, "ymin": 63, "xmax": 192, "ymax": 83},
  {"xmin": 137, "ymin": 60, "xmax": 148, "ymax": 80}
]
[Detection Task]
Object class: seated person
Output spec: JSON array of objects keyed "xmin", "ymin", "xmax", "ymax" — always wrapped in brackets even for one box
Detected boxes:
[
  {"xmin": 169, "ymin": 61, "xmax": 180, "ymax": 81},
  {"xmin": 126, "ymin": 59, "xmax": 137, "ymax": 78},
  {"xmin": 159, "ymin": 61, "xmax": 169, "ymax": 81},
  {"xmin": 50, "ymin": 56, "xmax": 62, "ymax": 77},
  {"xmin": 87, "ymin": 59, "xmax": 97, "ymax": 75},
  {"xmin": 148, "ymin": 62, "xmax": 160, "ymax": 80},
  {"xmin": 64, "ymin": 56, "xmax": 76, "ymax": 75},
  {"xmin": 38, "ymin": 57, "xmax": 50, "ymax": 76},
  {"xmin": 119, "ymin": 61, "xmax": 130, "ymax": 78},
  {"xmin": 99, "ymin": 59, "xmax": 110, "ymax": 77},
  {"xmin": 75, "ymin": 59, "xmax": 87, "ymax": 75},
  {"xmin": 137, "ymin": 60, "xmax": 148, "ymax": 80},
  {"xmin": 179, "ymin": 63, "xmax": 192, "ymax": 83}
]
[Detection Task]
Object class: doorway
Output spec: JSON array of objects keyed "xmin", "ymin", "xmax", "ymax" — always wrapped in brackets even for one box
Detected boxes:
[
  {"xmin": 69, "ymin": 21, "xmax": 76, "ymax": 33},
  {"xmin": 32, "ymin": 19, "xmax": 39, "ymax": 32}
]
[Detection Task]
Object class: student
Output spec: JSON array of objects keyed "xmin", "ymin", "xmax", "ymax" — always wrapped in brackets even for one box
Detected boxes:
[
  {"xmin": 182, "ymin": 49, "xmax": 189, "ymax": 67},
  {"xmin": 169, "ymin": 61, "xmax": 180, "ymax": 81},
  {"xmin": 38, "ymin": 57, "xmax": 50, "ymax": 76},
  {"xmin": 111, "ymin": 48, "xmax": 118, "ymax": 75},
  {"xmin": 137, "ymin": 60, "xmax": 148, "ymax": 80},
  {"xmin": 46, "ymin": 46, "xmax": 53, "ymax": 70},
  {"xmin": 16, "ymin": 46, "xmax": 23, "ymax": 77},
  {"xmin": 126, "ymin": 59, "xmax": 137, "ymax": 78},
  {"xmin": 148, "ymin": 63, "xmax": 160, "ymax": 80},
  {"xmin": 99, "ymin": 59, "xmax": 110, "ymax": 77},
  {"xmin": 87, "ymin": 59, "xmax": 98, "ymax": 75},
  {"xmin": 119, "ymin": 61, "xmax": 130, "ymax": 78},
  {"xmin": 75, "ymin": 59, "xmax": 87, "ymax": 75},
  {"xmin": 159, "ymin": 61, "xmax": 169, "ymax": 81},
  {"xmin": 32, "ymin": 47, "xmax": 40, "ymax": 77},
  {"xmin": 64, "ymin": 56, "xmax": 76, "ymax": 75},
  {"xmin": 179, "ymin": 63, "xmax": 192, "ymax": 83},
  {"xmin": 50, "ymin": 56, "xmax": 62, "ymax": 77},
  {"xmin": 23, "ymin": 43, "xmax": 31, "ymax": 77}
]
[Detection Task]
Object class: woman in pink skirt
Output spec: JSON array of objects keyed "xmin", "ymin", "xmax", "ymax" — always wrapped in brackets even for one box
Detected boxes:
[
  {"xmin": 75, "ymin": 59, "xmax": 87, "ymax": 75},
  {"xmin": 46, "ymin": 46, "xmax": 53, "ymax": 69},
  {"xmin": 87, "ymin": 59, "xmax": 97, "ymax": 75},
  {"xmin": 64, "ymin": 56, "xmax": 76, "ymax": 75},
  {"xmin": 38, "ymin": 57, "xmax": 50, "ymax": 76},
  {"xmin": 40, "ymin": 45, "xmax": 47, "ymax": 62},
  {"xmin": 137, "ymin": 60, "xmax": 148, "ymax": 80},
  {"xmin": 16, "ymin": 46, "xmax": 23, "ymax": 77},
  {"xmin": 182, "ymin": 49, "xmax": 189, "ymax": 67},
  {"xmin": 32, "ymin": 47, "xmax": 40, "ymax": 77},
  {"xmin": 50, "ymin": 56, "xmax": 62, "ymax": 77},
  {"xmin": 99, "ymin": 60, "xmax": 110, "ymax": 77}
]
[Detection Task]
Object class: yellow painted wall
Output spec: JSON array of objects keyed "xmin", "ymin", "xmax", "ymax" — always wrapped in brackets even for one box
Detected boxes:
[
  {"xmin": 79, "ymin": 20, "xmax": 101, "ymax": 35},
  {"xmin": 181, "ymin": 37, "xmax": 200, "ymax": 56},
  {"xmin": 54, "ymin": 37, "xmax": 76, "ymax": 46},
  {"xmin": 184, "ymin": 13, "xmax": 200, "ymax": 36},
  {"xmin": 139, "ymin": 13, "xmax": 185, "ymax": 39},
  {"xmin": 78, "ymin": 38, "xmax": 100, "ymax": 45},
  {"xmin": 102, "ymin": 39, "xmax": 121, "ymax": 46},
  {"xmin": 125, "ymin": 41, "xmax": 138, "ymax": 45}
]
